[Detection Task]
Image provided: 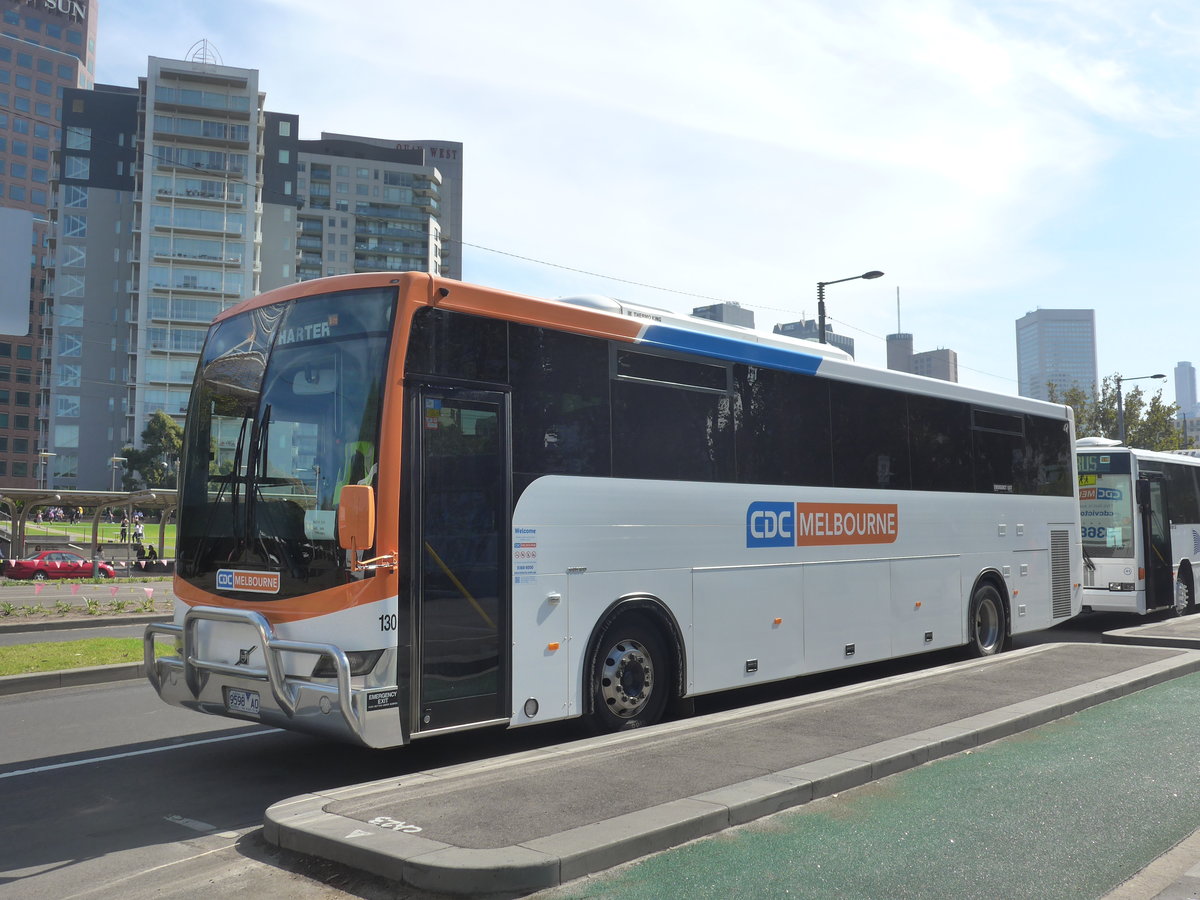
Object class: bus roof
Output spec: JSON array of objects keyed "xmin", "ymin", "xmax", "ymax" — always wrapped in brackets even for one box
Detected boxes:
[
  {"xmin": 1076, "ymin": 438, "xmax": 1200, "ymax": 467},
  {"xmin": 222, "ymin": 272, "xmax": 1073, "ymax": 422}
]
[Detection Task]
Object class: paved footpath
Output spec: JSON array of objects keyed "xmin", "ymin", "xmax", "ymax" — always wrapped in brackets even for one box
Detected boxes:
[{"xmin": 533, "ymin": 669, "xmax": 1200, "ymax": 899}]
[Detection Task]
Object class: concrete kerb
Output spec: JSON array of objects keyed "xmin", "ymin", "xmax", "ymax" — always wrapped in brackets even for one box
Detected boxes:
[
  {"xmin": 0, "ymin": 612, "xmax": 169, "ymax": 635},
  {"xmin": 0, "ymin": 661, "xmax": 147, "ymax": 695},
  {"xmin": 264, "ymin": 645, "xmax": 1200, "ymax": 897},
  {"xmin": 1104, "ymin": 617, "xmax": 1200, "ymax": 650},
  {"xmin": 0, "ymin": 614, "xmax": 170, "ymax": 695}
]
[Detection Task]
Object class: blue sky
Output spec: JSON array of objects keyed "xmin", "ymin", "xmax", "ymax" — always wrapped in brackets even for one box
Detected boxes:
[{"xmin": 97, "ymin": 0, "xmax": 1200, "ymax": 402}]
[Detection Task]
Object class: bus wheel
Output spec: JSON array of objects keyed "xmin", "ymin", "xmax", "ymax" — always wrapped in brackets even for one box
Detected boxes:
[
  {"xmin": 967, "ymin": 583, "xmax": 1006, "ymax": 657},
  {"xmin": 588, "ymin": 616, "xmax": 670, "ymax": 733}
]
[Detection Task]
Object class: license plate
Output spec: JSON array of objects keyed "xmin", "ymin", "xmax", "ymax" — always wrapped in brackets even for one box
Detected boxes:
[{"xmin": 225, "ymin": 688, "xmax": 260, "ymax": 716}]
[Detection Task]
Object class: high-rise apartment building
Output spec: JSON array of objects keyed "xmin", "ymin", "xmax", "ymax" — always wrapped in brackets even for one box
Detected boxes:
[
  {"xmin": 912, "ymin": 348, "xmax": 958, "ymax": 382},
  {"xmin": 1015, "ymin": 308, "xmax": 1098, "ymax": 402},
  {"xmin": 289, "ymin": 134, "xmax": 460, "ymax": 283},
  {"xmin": 0, "ymin": 0, "xmax": 96, "ymax": 486},
  {"xmin": 47, "ymin": 56, "xmax": 261, "ymax": 490},
  {"xmin": 44, "ymin": 54, "xmax": 463, "ymax": 489},
  {"xmin": 691, "ymin": 302, "xmax": 753, "ymax": 329},
  {"xmin": 885, "ymin": 331, "xmax": 958, "ymax": 383},
  {"xmin": 773, "ymin": 318, "xmax": 855, "ymax": 359}
]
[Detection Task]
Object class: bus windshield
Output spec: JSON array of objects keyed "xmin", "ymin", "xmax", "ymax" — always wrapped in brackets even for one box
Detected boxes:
[
  {"xmin": 1078, "ymin": 452, "xmax": 1135, "ymax": 559},
  {"xmin": 177, "ymin": 286, "xmax": 395, "ymax": 599}
]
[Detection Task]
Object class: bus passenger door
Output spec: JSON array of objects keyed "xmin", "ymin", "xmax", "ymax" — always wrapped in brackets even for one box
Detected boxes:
[
  {"xmin": 1139, "ymin": 477, "xmax": 1172, "ymax": 610},
  {"xmin": 411, "ymin": 387, "xmax": 510, "ymax": 734}
]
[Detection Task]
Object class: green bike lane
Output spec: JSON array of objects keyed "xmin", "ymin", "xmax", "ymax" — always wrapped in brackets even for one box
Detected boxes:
[{"xmin": 539, "ymin": 671, "xmax": 1200, "ymax": 900}]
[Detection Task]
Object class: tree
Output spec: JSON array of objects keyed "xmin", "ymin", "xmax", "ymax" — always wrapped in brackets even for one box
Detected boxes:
[
  {"xmin": 120, "ymin": 410, "xmax": 183, "ymax": 489},
  {"xmin": 1049, "ymin": 374, "xmax": 1186, "ymax": 451}
]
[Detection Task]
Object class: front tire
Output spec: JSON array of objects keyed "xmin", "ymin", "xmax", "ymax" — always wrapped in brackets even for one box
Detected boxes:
[
  {"xmin": 587, "ymin": 616, "xmax": 670, "ymax": 733},
  {"xmin": 967, "ymin": 582, "xmax": 1007, "ymax": 657}
]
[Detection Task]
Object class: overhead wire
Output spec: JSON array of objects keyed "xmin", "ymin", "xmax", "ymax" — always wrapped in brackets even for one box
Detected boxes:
[{"xmin": 28, "ymin": 105, "xmax": 1018, "ymax": 389}]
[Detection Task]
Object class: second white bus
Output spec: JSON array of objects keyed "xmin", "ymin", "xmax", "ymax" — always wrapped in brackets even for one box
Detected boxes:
[{"xmin": 1078, "ymin": 437, "xmax": 1200, "ymax": 615}]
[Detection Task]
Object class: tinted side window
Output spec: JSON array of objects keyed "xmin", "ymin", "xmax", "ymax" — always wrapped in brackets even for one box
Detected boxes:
[
  {"xmin": 510, "ymin": 324, "xmax": 611, "ymax": 483},
  {"xmin": 830, "ymin": 381, "xmax": 911, "ymax": 490},
  {"xmin": 972, "ymin": 409, "xmax": 1024, "ymax": 494},
  {"xmin": 1020, "ymin": 414, "xmax": 1073, "ymax": 497},
  {"xmin": 734, "ymin": 365, "xmax": 832, "ymax": 487},
  {"xmin": 406, "ymin": 307, "xmax": 508, "ymax": 383},
  {"xmin": 908, "ymin": 394, "xmax": 972, "ymax": 492},
  {"xmin": 1163, "ymin": 461, "xmax": 1200, "ymax": 523},
  {"xmin": 612, "ymin": 379, "xmax": 734, "ymax": 482}
]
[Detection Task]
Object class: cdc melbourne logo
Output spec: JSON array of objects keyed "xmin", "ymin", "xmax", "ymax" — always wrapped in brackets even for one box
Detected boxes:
[
  {"xmin": 746, "ymin": 501, "xmax": 794, "ymax": 547},
  {"xmin": 216, "ymin": 569, "xmax": 235, "ymax": 590}
]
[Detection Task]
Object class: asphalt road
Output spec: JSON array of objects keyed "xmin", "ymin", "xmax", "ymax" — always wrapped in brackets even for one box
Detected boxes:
[{"xmin": 0, "ymin": 609, "xmax": 1166, "ymax": 899}]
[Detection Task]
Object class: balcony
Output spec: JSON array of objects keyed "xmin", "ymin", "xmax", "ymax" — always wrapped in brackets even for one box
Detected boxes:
[
  {"xmin": 152, "ymin": 248, "xmax": 243, "ymax": 266},
  {"xmin": 154, "ymin": 186, "xmax": 246, "ymax": 205},
  {"xmin": 149, "ymin": 280, "xmax": 243, "ymax": 299}
]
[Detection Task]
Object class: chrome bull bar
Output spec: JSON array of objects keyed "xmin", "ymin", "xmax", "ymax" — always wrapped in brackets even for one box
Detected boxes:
[{"xmin": 144, "ymin": 605, "xmax": 364, "ymax": 741}]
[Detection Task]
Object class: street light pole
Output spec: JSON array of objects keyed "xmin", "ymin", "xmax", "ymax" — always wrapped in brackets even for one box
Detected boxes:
[
  {"xmin": 110, "ymin": 456, "xmax": 127, "ymax": 492},
  {"xmin": 1115, "ymin": 373, "xmax": 1166, "ymax": 444},
  {"xmin": 38, "ymin": 451, "xmax": 55, "ymax": 490},
  {"xmin": 816, "ymin": 271, "xmax": 884, "ymax": 343}
]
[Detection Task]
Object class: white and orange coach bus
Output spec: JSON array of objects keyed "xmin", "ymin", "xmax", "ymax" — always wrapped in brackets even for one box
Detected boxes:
[{"xmin": 145, "ymin": 272, "xmax": 1083, "ymax": 747}]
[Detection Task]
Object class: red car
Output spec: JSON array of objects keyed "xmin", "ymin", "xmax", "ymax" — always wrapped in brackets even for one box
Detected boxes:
[{"xmin": 3, "ymin": 550, "xmax": 115, "ymax": 580}]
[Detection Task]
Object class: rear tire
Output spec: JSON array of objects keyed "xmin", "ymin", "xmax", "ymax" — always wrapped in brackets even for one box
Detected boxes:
[
  {"xmin": 586, "ymin": 615, "xmax": 671, "ymax": 733},
  {"xmin": 967, "ymin": 582, "xmax": 1006, "ymax": 657},
  {"xmin": 1174, "ymin": 573, "xmax": 1195, "ymax": 616},
  {"xmin": 32, "ymin": 570, "xmax": 47, "ymax": 581}
]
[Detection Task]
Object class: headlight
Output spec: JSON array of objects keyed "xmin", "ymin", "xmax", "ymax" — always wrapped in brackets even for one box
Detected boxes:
[{"xmin": 311, "ymin": 649, "xmax": 383, "ymax": 678}]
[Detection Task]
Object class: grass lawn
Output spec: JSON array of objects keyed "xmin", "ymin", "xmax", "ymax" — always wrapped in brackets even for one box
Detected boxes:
[
  {"xmin": 0, "ymin": 637, "xmax": 173, "ymax": 676},
  {"xmin": 19, "ymin": 521, "xmax": 176, "ymax": 556}
]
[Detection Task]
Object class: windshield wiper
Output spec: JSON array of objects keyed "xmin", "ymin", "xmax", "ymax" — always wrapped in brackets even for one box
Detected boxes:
[{"xmin": 190, "ymin": 415, "xmax": 250, "ymax": 572}]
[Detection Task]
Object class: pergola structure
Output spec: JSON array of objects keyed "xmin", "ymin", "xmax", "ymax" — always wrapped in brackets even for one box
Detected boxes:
[{"xmin": 0, "ymin": 487, "xmax": 178, "ymax": 575}]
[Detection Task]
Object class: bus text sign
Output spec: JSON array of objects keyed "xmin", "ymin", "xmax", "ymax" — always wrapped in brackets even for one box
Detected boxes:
[{"xmin": 747, "ymin": 502, "xmax": 899, "ymax": 548}]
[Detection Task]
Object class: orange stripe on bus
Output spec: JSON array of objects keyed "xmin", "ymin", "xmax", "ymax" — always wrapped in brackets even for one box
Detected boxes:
[{"xmin": 174, "ymin": 575, "xmax": 393, "ymax": 623}]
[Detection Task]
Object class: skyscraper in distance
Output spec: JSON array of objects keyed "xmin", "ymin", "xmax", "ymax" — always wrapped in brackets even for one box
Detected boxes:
[
  {"xmin": 1175, "ymin": 361, "xmax": 1197, "ymax": 419},
  {"xmin": 1015, "ymin": 308, "xmax": 1098, "ymax": 402}
]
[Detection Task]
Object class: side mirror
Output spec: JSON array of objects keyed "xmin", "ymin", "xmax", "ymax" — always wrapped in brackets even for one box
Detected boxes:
[
  {"xmin": 337, "ymin": 483, "xmax": 375, "ymax": 551},
  {"xmin": 1135, "ymin": 479, "xmax": 1151, "ymax": 510}
]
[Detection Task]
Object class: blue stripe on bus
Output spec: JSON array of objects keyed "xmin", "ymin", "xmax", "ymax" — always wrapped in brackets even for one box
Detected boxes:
[{"xmin": 636, "ymin": 324, "xmax": 825, "ymax": 375}]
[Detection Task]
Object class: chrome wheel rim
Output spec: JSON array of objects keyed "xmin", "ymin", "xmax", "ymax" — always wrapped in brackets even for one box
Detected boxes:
[
  {"xmin": 599, "ymin": 638, "xmax": 654, "ymax": 718},
  {"xmin": 974, "ymin": 595, "xmax": 1000, "ymax": 652}
]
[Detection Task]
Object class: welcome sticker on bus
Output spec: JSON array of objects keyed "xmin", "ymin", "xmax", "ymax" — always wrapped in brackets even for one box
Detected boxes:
[{"xmin": 747, "ymin": 501, "xmax": 899, "ymax": 548}]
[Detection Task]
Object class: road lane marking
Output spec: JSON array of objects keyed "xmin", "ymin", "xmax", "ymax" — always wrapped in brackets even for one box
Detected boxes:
[
  {"xmin": 59, "ymin": 838, "xmax": 247, "ymax": 900},
  {"xmin": 0, "ymin": 728, "xmax": 277, "ymax": 779},
  {"xmin": 165, "ymin": 813, "xmax": 216, "ymax": 833}
]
